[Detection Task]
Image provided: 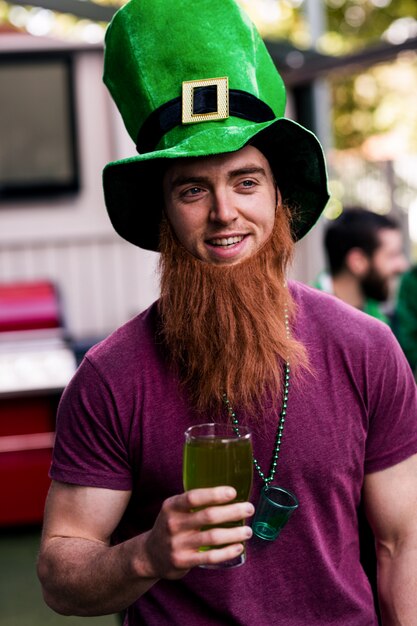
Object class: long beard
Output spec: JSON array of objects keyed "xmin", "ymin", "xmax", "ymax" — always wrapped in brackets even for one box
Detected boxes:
[{"xmin": 157, "ymin": 207, "xmax": 309, "ymax": 416}]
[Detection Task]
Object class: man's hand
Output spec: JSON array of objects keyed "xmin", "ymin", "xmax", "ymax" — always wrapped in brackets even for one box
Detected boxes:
[{"xmin": 142, "ymin": 486, "xmax": 255, "ymax": 579}]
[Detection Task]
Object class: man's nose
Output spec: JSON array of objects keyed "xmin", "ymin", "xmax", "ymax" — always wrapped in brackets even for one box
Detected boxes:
[{"xmin": 209, "ymin": 191, "xmax": 239, "ymax": 224}]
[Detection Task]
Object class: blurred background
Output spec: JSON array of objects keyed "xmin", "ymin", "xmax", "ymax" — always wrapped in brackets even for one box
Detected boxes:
[{"xmin": 0, "ymin": 1, "xmax": 416, "ymax": 624}]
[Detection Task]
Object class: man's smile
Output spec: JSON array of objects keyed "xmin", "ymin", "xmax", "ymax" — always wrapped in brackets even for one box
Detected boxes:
[{"xmin": 208, "ymin": 235, "xmax": 246, "ymax": 247}]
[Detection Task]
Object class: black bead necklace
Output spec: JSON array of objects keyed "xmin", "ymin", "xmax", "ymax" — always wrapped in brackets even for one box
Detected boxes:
[{"xmin": 222, "ymin": 305, "xmax": 290, "ymax": 487}]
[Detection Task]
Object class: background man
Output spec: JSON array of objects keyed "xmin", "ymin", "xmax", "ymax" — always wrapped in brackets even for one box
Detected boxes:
[
  {"xmin": 37, "ymin": 1, "xmax": 417, "ymax": 625},
  {"xmin": 315, "ymin": 207, "xmax": 408, "ymax": 325}
]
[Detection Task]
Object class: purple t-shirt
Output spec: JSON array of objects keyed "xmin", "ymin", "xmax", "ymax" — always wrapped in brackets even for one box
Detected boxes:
[{"xmin": 51, "ymin": 281, "xmax": 417, "ymax": 626}]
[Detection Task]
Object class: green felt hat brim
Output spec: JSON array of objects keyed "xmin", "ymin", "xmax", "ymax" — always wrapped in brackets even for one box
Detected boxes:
[{"xmin": 103, "ymin": 117, "xmax": 329, "ymax": 251}]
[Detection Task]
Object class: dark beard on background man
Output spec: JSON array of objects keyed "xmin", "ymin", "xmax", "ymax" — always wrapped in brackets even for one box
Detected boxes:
[
  {"xmin": 157, "ymin": 206, "xmax": 309, "ymax": 416},
  {"xmin": 360, "ymin": 267, "xmax": 389, "ymax": 302}
]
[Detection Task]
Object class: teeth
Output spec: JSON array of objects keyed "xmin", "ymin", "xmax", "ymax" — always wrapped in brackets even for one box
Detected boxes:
[{"xmin": 210, "ymin": 236, "xmax": 244, "ymax": 247}]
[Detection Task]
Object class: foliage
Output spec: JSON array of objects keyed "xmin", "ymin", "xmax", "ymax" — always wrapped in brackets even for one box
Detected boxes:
[
  {"xmin": 331, "ymin": 56, "xmax": 417, "ymax": 152},
  {"xmin": 324, "ymin": 0, "xmax": 417, "ymax": 53}
]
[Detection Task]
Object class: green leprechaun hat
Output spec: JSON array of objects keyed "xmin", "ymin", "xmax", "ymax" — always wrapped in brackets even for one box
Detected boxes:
[{"xmin": 102, "ymin": 0, "xmax": 329, "ymax": 251}]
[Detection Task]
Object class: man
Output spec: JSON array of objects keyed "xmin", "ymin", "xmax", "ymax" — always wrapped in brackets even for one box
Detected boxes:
[
  {"xmin": 37, "ymin": 1, "xmax": 417, "ymax": 625},
  {"xmin": 315, "ymin": 208, "xmax": 408, "ymax": 325}
]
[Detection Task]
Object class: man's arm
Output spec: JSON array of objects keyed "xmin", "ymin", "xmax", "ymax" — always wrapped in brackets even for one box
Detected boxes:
[
  {"xmin": 363, "ymin": 453, "xmax": 417, "ymax": 625},
  {"xmin": 37, "ymin": 480, "xmax": 254, "ymax": 616}
]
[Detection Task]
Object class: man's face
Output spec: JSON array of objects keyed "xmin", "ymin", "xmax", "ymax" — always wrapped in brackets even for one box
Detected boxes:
[
  {"xmin": 162, "ymin": 145, "xmax": 277, "ymax": 265},
  {"xmin": 361, "ymin": 228, "xmax": 408, "ymax": 301}
]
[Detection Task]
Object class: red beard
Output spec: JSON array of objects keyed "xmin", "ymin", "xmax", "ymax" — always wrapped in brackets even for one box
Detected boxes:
[{"xmin": 158, "ymin": 205, "xmax": 309, "ymax": 415}]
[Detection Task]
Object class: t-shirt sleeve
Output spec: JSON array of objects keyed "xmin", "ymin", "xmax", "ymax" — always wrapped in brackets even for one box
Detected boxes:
[
  {"xmin": 50, "ymin": 356, "xmax": 133, "ymax": 490},
  {"xmin": 365, "ymin": 327, "xmax": 417, "ymax": 474}
]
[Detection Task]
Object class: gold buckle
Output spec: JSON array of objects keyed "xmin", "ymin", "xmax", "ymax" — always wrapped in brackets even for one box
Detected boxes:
[{"xmin": 181, "ymin": 77, "xmax": 229, "ymax": 124}]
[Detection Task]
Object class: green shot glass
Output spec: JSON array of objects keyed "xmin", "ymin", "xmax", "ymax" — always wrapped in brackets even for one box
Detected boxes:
[{"xmin": 252, "ymin": 485, "xmax": 298, "ymax": 541}]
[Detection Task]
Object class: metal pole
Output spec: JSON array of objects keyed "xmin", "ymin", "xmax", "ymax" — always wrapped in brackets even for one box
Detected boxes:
[
  {"xmin": 292, "ymin": 0, "xmax": 332, "ymax": 284},
  {"xmin": 302, "ymin": 0, "xmax": 332, "ymax": 150}
]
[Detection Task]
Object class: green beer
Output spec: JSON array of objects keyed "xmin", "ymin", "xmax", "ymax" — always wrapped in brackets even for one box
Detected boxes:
[
  {"xmin": 183, "ymin": 433, "xmax": 253, "ymax": 500},
  {"xmin": 183, "ymin": 424, "xmax": 253, "ymax": 567}
]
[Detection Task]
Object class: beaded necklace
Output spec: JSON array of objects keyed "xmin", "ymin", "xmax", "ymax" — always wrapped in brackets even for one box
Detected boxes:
[{"xmin": 222, "ymin": 305, "xmax": 290, "ymax": 487}]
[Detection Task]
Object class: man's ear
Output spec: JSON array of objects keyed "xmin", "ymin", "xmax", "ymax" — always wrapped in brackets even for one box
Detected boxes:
[
  {"xmin": 276, "ymin": 186, "xmax": 282, "ymax": 211},
  {"xmin": 345, "ymin": 247, "xmax": 370, "ymax": 277}
]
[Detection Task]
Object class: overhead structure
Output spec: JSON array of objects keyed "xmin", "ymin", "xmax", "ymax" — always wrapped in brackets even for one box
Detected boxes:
[{"xmin": 8, "ymin": 0, "xmax": 117, "ymax": 22}]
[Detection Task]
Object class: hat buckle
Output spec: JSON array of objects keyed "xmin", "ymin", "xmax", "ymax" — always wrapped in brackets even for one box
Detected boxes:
[{"xmin": 182, "ymin": 77, "xmax": 229, "ymax": 124}]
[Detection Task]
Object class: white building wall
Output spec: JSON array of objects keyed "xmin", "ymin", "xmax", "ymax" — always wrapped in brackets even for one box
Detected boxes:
[{"xmin": 0, "ymin": 35, "xmax": 159, "ymax": 341}]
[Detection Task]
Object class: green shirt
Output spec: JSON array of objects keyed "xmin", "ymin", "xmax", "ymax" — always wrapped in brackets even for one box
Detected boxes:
[{"xmin": 396, "ymin": 266, "xmax": 417, "ymax": 373}]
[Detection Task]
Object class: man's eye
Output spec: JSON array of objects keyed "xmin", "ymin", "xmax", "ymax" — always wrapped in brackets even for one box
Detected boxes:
[
  {"xmin": 241, "ymin": 179, "xmax": 255, "ymax": 188},
  {"xmin": 183, "ymin": 187, "xmax": 202, "ymax": 197}
]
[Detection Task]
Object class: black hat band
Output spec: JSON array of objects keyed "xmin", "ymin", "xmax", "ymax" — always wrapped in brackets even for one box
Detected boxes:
[{"xmin": 136, "ymin": 87, "xmax": 275, "ymax": 154}]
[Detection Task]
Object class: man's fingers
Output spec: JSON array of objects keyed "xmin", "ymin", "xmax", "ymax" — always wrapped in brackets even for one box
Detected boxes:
[
  {"xmin": 196, "ymin": 523, "xmax": 253, "ymax": 548},
  {"xmin": 193, "ymin": 501, "xmax": 254, "ymax": 527},
  {"xmin": 194, "ymin": 543, "xmax": 246, "ymax": 568},
  {"xmin": 178, "ymin": 486, "xmax": 238, "ymax": 511},
  {"xmin": 166, "ymin": 500, "xmax": 254, "ymax": 535},
  {"xmin": 167, "ymin": 541, "xmax": 246, "ymax": 573}
]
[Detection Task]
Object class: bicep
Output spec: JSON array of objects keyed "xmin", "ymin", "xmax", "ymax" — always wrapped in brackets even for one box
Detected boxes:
[
  {"xmin": 363, "ymin": 453, "xmax": 417, "ymax": 544},
  {"xmin": 41, "ymin": 480, "xmax": 132, "ymax": 547}
]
